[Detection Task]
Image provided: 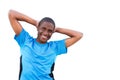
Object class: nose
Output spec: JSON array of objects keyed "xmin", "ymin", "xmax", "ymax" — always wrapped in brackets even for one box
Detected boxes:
[{"xmin": 43, "ymin": 30, "xmax": 48, "ymax": 36}]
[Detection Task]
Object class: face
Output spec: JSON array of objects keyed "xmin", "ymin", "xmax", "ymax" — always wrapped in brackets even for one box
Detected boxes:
[{"xmin": 37, "ymin": 22, "xmax": 55, "ymax": 43}]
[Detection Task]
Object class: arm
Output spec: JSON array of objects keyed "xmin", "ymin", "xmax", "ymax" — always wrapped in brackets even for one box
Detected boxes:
[
  {"xmin": 55, "ymin": 27, "xmax": 83, "ymax": 47},
  {"xmin": 8, "ymin": 9, "xmax": 37, "ymax": 35}
]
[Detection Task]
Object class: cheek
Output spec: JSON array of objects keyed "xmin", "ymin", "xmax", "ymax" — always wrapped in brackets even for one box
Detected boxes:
[
  {"xmin": 37, "ymin": 31, "xmax": 42, "ymax": 37},
  {"xmin": 48, "ymin": 33, "xmax": 53, "ymax": 37},
  {"xmin": 38, "ymin": 29, "xmax": 43, "ymax": 34}
]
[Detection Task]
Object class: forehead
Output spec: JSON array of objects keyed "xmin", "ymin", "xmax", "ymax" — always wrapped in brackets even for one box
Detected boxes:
[{"xmin": 39, "ymin": 22, "xmax": 54, "ymax": 29}]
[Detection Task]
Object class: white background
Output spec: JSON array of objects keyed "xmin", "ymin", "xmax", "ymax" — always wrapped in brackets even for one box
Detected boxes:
[{"xmin": 0, "ymin": 0, "xmax": 120, "ymax": 80}]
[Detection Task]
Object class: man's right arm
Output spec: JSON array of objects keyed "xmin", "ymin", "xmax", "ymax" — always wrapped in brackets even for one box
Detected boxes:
[{"xmin": 8, "ymin": 10, "xmax": 37, "ymax": 35}]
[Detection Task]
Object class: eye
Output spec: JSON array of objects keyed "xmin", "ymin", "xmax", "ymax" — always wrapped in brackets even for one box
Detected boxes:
[
  {"xmin": 48, "ymin": 30, "xmax": 53, "ymax": 33},
  {"xmin": 42, "ymin": 27, "xmax": 46, "ymax": 31}
]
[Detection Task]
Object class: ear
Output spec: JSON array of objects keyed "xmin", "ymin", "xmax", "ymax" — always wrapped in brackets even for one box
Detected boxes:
[
  {"xmin": 53, "ymin": 27, "xmax": 56, "ymax": 33},
  {"xmin": 36, "ymin": 21, "xmax": 39, "ymax": 27},
  {"xmin": 37, "ymin": 27, "xmax": 40, "ymax": 32}
]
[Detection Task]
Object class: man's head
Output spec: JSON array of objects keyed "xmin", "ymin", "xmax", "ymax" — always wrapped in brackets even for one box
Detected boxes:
[{"xmin": 36, "ymin": 17, "xmax": 55, "ymax": 43}]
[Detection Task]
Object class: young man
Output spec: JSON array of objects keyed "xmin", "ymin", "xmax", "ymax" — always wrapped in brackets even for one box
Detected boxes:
[{"xmin": 8, "ymin": 9, "xmax": 83, "ymax": 80}]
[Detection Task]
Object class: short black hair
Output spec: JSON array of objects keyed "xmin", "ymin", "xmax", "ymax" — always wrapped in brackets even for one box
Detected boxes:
[{"xmin": 38, "ymin": 17, "xmax": 55, "ymax": 27}]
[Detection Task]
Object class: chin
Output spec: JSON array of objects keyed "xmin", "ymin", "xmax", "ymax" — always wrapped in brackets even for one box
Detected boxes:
[{"xmin": 41, "ymin": 40, "xmax": 48, "ymax": 43}]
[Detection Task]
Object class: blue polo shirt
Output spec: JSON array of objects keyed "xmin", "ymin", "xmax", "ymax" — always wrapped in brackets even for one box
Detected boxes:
[{"xmin": 14, "ymin": 29, "xmax": 67, "ymax": 80}]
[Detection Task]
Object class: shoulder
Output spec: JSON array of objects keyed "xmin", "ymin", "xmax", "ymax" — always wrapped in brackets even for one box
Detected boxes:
[
  {"xmin": 15, "ymin": 28, "xmax": 32, "ymax": 39},
  {"xmin": 48, "ymin": 39, "xmax": 67, "ymax": 55},
  {"xmin": 48, "ymin": 39, "xmax": 66, "ymax": 49},
  {"xmin": 14, "ymin": 28, "xmax": 34, "ymax": 46},
  {"xmin": 49, "ymin": 39, "xmax": 65, "ymax": 45}
]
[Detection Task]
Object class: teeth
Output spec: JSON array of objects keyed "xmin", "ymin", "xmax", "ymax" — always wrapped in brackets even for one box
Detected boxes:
[{"xmin": 42, "ymin": 35, "xmax": 47, "ymax": 39}]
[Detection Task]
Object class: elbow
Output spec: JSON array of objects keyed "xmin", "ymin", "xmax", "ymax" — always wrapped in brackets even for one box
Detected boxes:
[
  {"xmin": 8, "ymin": 10, "xmax": 15, "ymax": 18},
  {"xmin": 8, "ymin": 9, "xmax": 14, "ymax": 14},
  {"xmin": 8, "ymin": 10, "xmax": 12, "ymax": 15},
  {"xmin": 77, "ymin": 32, "xmax": 83, "ymax": 40},
  {"xmin": 8, "ymin": 10, "xmax": 12, "ymax": 18}
]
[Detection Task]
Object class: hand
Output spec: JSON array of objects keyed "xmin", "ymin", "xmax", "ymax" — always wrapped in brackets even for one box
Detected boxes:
[{"xmin": 36, "ymin": 21, "xmax": 39, "ymax": 28}]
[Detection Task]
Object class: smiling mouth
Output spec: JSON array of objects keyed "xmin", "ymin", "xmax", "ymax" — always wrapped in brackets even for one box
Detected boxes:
[{"xmin": 41, "ymin": 35, "xmax": 48, "ymax": 40}]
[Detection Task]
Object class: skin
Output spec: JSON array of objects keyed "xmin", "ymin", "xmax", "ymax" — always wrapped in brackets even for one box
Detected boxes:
[
  {"xmin": 37, "ymin": 22, "xmax": 55, "ymax": 43},
  {"xmin": 8, "ymin": 9, "xmax": 83, "ymax": 47}
]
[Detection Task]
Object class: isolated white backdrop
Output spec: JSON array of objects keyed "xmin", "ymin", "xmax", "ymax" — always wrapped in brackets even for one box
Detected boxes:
[{"xmin": 0, "ymin": 0, "xmax": 120, "ymax": 80}]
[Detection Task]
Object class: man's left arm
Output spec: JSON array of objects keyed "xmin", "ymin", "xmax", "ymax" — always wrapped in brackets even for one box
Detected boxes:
[{"xmin": 55, "ymin": 27, "xmax": 83, "ymax": 47}]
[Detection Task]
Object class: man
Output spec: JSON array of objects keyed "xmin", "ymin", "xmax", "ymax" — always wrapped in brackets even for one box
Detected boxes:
[{"xmin": 8, "ymin": 9, "xmax": 83, "ymax": 80}]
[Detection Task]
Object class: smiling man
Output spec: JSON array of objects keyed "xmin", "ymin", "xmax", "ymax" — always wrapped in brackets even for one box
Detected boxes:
[{"xmin": 8, "ymin": 9, "xmax": 83, "ymax": 80}]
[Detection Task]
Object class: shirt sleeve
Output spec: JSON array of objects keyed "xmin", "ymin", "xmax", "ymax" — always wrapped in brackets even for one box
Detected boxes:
[
  {"xmin": 54, "ymin": 39, "xmax": 67, "ymax": 55},
  {"xmin": 14, "ymin": 29, "xmax": 31, "ymax": 47}
]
